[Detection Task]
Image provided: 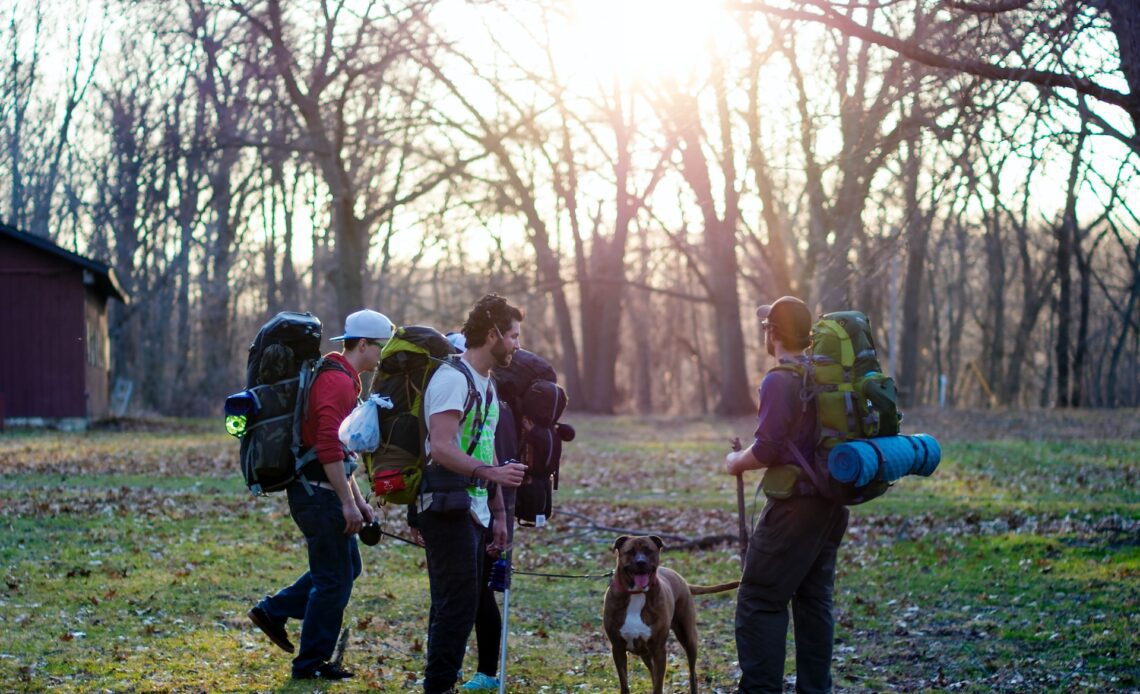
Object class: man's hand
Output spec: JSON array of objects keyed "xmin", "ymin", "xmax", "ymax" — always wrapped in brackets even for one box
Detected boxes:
[
  {"xmin": 483, "ymin": 462, "xmax": 527, "ymax": 488},
  {"xmin": 726, "ymin": 441, "xmax": 759, "ymax": 476},
  {"xmin": 356, "ymin": 498, "xmax": 375, "ymax": 524},
  {"xmin": 489, "ymin": 523, "xmax": 510, "ymax": 558},
  {"xmin": 342, "ymin": 501, "xmax": 364, "ymax": 536},
  {"xmin": 409, "ymin": 527, "xmax": 425, "ymax": 547}
]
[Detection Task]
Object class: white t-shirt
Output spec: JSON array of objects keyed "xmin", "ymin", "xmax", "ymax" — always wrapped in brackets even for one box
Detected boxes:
[{"xmin": 421, "ymin": 357, "xmax": 498, "ymax": 526}]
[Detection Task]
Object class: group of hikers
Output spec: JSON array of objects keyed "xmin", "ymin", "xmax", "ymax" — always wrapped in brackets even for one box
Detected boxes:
[{"xmin": 245, "ymin": 292, "xmax": 854, "ymax": 694}]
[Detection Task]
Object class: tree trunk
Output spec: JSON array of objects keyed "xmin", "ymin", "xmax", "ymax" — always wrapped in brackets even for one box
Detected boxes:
[
  {"xmin": 665, "ymin": 77, "xmax": 754, "ymax": 416},
  {"xmin": 1054, "ymin": 112, "xmax": 1086, "ymax": 407},
  {"xmin": 898, "ymin": 141, "xmax": 930, "ymax": 408},
  {"xmin": 1106, "ymin": 234, "xmax": 1140, "ymax": 405},
  {"xmin": 1072, "ymin": 240, "xmax": 1092, "ymax": 406},
  {"xmin": 983, "ymin": 210, "xmax": 1006, "ymax": 403}
]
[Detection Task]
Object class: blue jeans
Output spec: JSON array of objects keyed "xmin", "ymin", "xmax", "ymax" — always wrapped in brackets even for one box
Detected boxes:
[
  {"xmin": 259, "ymin": 482, "xmax": 362, "ymax": 675},
  {"xmin": 735, "ymin": 495, "xmax": 848, "ymax": 693},
  {"xmin": 419, "ymin": 507, "xmax": 484, "ymax": 694}
]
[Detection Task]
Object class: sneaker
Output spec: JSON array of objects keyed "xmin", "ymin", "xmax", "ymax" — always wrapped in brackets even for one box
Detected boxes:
[
  {"xmin": 247, "ymin": 605, "xmax": 294, "ymax": 653},
  {"xmin": 293, "ymin": 662, "xmax": 355, "ymax": 680},
  {"xmin": 460, "ymin": 672, "xmax": 500, "ymax": 691}
]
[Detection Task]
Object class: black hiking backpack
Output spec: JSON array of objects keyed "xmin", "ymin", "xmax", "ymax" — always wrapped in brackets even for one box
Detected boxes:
[
  {"xmin": 493, "ymin": 349, "xmax": 572, "ymax": 526},
  {"xmin": 225, "ymin": 312, "xmax": 348, "ymax": 495}
]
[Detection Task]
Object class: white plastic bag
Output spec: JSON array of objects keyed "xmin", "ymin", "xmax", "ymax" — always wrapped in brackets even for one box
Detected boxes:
[{"xmin": 338, "ymin": 395, "xmax": 393, "ymax": 453}]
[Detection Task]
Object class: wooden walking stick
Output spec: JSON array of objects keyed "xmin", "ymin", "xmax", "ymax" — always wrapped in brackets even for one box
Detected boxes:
[{"xmin": 732, "ymin": 437, "xmax": 748, "ymax": 566}]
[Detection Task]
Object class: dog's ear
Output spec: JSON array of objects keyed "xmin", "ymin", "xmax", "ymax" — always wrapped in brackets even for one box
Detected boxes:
[
  {"xmin": 649, "ymin": 535, "xmax": 664, "ymax": 550},
  {"xmin": 613, "ymin": 536, "xmax": 629, "ymax": 552}
]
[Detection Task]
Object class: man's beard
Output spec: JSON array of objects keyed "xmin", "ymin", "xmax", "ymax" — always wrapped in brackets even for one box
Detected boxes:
[{"xmin": 491, "ymin": 339, "xmax": 514, "ymax": 368}]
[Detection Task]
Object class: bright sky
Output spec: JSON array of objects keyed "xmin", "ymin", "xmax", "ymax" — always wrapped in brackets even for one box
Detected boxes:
[{"xmin": 545, "ymin": 0, "xmax": 740, "ymax": 86}]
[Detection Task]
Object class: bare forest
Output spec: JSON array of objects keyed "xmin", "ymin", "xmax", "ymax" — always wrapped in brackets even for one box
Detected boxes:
[{"xmin": 3, "ymin": 0, "xmax": 1138, "ymax": 416}]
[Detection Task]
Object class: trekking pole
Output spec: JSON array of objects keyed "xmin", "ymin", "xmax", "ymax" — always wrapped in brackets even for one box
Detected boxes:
[
  {"xmin": 329, "ymin": 627, "xmax": 350, "ymax": 668},
  {"xmin": 488, "ymin": 550, "xmax": 512, "ymax": 694},
  {"xmin": 731, "ymin": 438, "xmax": 748, "ymax": 567}
]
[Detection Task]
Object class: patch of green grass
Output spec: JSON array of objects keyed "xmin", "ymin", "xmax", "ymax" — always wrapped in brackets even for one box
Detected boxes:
[{"xmin": 833, "ymin": 532, "xmax": 1139, "ymax": 691}]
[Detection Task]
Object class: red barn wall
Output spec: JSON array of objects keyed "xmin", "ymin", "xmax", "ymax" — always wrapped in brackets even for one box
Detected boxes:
[{"xmin": 0, "ymin": 235, "xmax": 88, "ymax": 418}]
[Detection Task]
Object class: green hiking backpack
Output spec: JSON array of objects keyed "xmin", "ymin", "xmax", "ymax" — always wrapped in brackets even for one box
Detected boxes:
[
  {"xmin": 772, "ymin": 310, "xmax": 902, "ymax": 504},
  {"xmin": 363, "ymin": 326, "xmax": 483, "ymax": 505},
  {"xmin": 810, "ymin": 311, "xmax": 901, "ymax": 444}
]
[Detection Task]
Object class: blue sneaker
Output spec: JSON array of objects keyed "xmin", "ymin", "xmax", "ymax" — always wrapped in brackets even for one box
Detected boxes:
[{"xmin": 460, "ymin": 672, "xmax": 500, "ymax": 691}]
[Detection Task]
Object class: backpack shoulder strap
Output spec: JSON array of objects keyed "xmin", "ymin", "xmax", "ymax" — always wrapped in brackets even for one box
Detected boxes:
[
  {"xmin": 294, "ymin": 356, "xmax": 354, "ymax": 494},
  {"xmin": 424, "ymin": 355, "xmax": 485, "ymax": 456}
]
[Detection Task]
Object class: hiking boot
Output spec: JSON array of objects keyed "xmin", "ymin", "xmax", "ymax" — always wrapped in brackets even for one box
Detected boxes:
[
  {"xmin": 248, "ymin": 605, "xmax": 294, "ymax": 653},
  {"xmin": 460, "ymin": 672, "xmax": 500, "ymax": 691},
  {"xmin": 293, "ymin": 662, "xmax": 355, "ymax": 680}
]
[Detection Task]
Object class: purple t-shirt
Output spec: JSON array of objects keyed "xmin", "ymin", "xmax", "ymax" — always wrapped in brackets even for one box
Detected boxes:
[{"xmin": 749, "ymin": 360, "xmax": 817, "ymax": 469}]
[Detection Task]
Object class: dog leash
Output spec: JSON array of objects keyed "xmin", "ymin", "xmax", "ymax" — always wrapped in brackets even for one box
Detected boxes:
[
  {"xmin": 513, "ymin": 569, "xmax": 614, "ymax": 580},
  {"xmin": 366, "ymin": 531, "xmax": 613, "ymax": 580},
  {"xmin": 375, "ymin": 528, "xmax": 421, "ymax": 546}
]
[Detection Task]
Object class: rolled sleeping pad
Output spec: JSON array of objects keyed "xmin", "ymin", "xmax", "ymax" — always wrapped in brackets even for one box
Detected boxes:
[{"xmin": 827, "ymin": 434, "xmax": 942, "ymax": 487}]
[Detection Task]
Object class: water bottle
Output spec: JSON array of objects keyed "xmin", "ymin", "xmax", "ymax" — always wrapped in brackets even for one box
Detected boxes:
[
  {"xmin": 488, "ymin": 558, "xmax": 511, "ymax": 592},
  {"xmin": 225, "ymin": 414, "xmax": 247, "ymax": 438}
]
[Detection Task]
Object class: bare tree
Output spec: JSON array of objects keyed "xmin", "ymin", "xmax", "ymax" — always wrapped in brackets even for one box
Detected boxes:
[
  {"xmin": 234, "ymin": 0, "xmax": 462, "ymax": 322},
  {"xmin": 652, "ymin": 62, "xmax": 755, "ymax": 415},
  {"xmin": 732, "ymin": 0, "xmax": 1140, "ymax": 154},
  {"xmin": 2, "ymin": 1, "xmax": 104, "ymax": 235}
]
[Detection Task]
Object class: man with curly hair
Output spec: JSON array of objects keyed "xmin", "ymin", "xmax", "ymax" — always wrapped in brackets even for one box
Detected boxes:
[{"xmin": 418, "ymin": 294, "xmax": 528, "ymax": 694}]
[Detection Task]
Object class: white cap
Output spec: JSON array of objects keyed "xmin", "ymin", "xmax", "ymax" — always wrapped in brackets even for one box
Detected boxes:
[{"xmin": 329, "ymin": 310, "xmax": 395, "ymax": 341}]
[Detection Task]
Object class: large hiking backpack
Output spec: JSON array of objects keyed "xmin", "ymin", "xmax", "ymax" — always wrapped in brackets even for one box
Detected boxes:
[
  {"xmin": 225, "ymin": 312, "xmax": 348, "ymax": 495},
  {"xmin": 365, "ymin": 326, "xmax": 484, "ymax": 505},
  {"xmin": 493, "ymin": 349, "xmax": 571, "ymax": 526},
  {"xmin": 495, "ymin": 349, "xmax": 557, "ymax": 415},
  {"xmin": 772, "ymin": 310, "xmax": 902, "ymax": 505}
]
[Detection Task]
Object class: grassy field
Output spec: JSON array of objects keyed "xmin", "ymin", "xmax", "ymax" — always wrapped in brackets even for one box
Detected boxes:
[{"xmin": 0, "ymin": 409, "xmax": 1137, "ymax": 693}]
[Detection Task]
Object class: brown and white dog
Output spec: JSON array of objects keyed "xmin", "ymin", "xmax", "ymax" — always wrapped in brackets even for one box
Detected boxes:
[{"xmin": 602, "ymin": 535, "xmax": 739, "ymax": 694}]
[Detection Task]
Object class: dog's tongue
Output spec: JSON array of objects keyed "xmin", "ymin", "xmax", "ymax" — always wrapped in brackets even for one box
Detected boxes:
[{"xmin": 633, "ymin": 573, "xmax": 650, "ymax": 590}]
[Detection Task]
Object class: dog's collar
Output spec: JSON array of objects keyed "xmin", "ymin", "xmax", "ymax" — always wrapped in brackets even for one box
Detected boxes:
[{"xmin": 612, "ymin": 570, "xmax": 658, "ymax": 596}]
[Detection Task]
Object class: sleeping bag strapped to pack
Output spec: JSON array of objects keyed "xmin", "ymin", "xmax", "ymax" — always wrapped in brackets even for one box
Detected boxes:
[
  {"xmin": 366, "ymin": 325, "xmax": 478, "ymax": 505},
  {"xmin": 225, "ymin": 311, "xmax": 347, "ymax": 496}
]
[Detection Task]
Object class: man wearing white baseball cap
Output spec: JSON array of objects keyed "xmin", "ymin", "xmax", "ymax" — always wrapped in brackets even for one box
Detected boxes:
[
  {"xmin": 250, "ymin": 308, "xmax": 393, "ymax": 681},
  {"xmin": 329, "ymin": 309, "xmax": 396, "ymax": 343}
]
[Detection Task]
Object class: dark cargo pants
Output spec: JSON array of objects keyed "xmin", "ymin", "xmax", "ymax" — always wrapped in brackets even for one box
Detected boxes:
[
  {"xmin": 735, "ymin": 494, "xmax": 849, "ymax": 693},
  {"xmin": 419, "ymin": 507, "xmax": 485, "ymax": 694}
]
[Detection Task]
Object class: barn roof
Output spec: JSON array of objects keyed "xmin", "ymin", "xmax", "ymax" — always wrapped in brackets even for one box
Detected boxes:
[{"xmin": 0, "ymin": 221, "xmax": 129, "ymax": 304}]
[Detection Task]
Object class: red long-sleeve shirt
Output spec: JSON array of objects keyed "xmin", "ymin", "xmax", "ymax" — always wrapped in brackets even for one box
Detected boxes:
[{"xmin": 301, "ymin": 352, "xmax": 361, "ymax": 473}]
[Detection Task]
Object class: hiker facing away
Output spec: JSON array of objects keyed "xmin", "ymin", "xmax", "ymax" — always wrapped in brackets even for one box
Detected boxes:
[
  {"xmin": 248, "ymin": 309, "xmax": 393, "ymax": 681},
  {"xmin": 418, "ymin": 294, "xmax": 528, "ymax": 694},
  {"xmin": 724, "ymin": 296, "xmax": 849, "ymax": 694}
]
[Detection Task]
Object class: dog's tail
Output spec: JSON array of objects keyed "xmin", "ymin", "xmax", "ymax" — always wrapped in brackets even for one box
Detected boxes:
[{"xmin": 689, "ymin": 581, "xmax": 740, "ymax": 595}]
